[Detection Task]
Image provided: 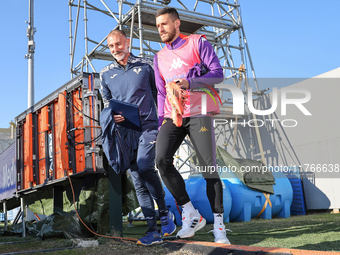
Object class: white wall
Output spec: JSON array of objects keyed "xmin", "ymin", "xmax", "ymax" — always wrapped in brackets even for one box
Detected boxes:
[{"xmin": 215, "ymin": 68, "xmax": 340, "ymax": 210}]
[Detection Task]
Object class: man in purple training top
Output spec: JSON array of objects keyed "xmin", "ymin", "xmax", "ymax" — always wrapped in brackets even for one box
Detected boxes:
[{"xmin": 154, "ymin": 7, "xmax": 231, "ymax": 244}]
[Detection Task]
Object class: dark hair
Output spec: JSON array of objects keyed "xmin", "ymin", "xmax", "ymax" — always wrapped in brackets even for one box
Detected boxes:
[
  {"xmin": 155, "ymin": 7, "xmax": 180, "ymax": 21},
  {"xmin": 108, "ymin": 29, "xmax": 127, "ymax": 38}
]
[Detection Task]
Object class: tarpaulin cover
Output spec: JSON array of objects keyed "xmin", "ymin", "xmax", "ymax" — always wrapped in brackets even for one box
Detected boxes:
[
  {"xmin": 1, "ymin": 212, "xmax": 88, "ymax": 239},
  {"xmin": 216, "ymin": 146, "xmax": 275, "ymax": 194},
  {"xmin": 3, "ymin": 172, "xmax": 139, "ymax": 237},
  {"xmin": 191, "ymin": 145, "xmax": 275, "ymax": 194}
]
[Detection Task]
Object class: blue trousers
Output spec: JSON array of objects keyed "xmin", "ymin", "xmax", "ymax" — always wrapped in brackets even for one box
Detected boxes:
[{"xmin": 129, "ymin": 129, "xmax": 167, "ymax": 231}]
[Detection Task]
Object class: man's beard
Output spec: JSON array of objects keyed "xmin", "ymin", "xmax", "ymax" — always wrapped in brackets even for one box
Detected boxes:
[
  {"xmin": 112, "ymin": 43, "xmax": 129, "ymax": 61},
  {"xmin": 161, "ymin": 28, "xmax": 176, "ymax": 43}
]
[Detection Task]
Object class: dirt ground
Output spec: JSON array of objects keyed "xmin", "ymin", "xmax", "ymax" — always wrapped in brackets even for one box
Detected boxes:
[{"xmin": 83, "ymin": 239, "xmax": 206, "ymax": 255}]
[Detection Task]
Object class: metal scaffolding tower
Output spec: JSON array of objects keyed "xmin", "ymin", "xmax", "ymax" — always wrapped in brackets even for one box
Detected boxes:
[{"xmin": 68, "ymin": 0, "xmax": 264, "ymax": 174}]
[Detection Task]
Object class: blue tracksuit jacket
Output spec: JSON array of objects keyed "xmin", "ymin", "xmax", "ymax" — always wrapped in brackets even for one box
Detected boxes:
[
  {"xmin": 100, "ymin": 54, "xmax": 158, "ymax": 173},
  {"xmin": 100, "ymin": 54, "xmax": 158, "ymax": 130}
]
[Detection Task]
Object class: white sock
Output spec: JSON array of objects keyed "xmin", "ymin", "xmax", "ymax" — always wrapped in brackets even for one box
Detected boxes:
[
  {"xmin": 213, "ymin": 213, "xmax": 224, "ymax": 228},
  {"xmin": 181, "ymin": 201, "xmax": 196, "ymax": 216}
]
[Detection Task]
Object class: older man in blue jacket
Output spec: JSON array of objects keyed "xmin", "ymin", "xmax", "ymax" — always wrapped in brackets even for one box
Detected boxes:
[{"xmin": 100, "ymin": 30, "xmax": 175, "ymax": 246}]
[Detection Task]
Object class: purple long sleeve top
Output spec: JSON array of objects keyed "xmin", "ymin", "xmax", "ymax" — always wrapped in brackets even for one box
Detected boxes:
[{"xmin": 154, "ymin": 34, "xmax": 224, "ymax": 126}]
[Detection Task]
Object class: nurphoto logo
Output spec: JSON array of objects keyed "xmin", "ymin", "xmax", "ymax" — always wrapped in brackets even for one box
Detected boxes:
[{"xmin": 200, "ymin": 85, "xmax": 312, "ymax": 128}]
